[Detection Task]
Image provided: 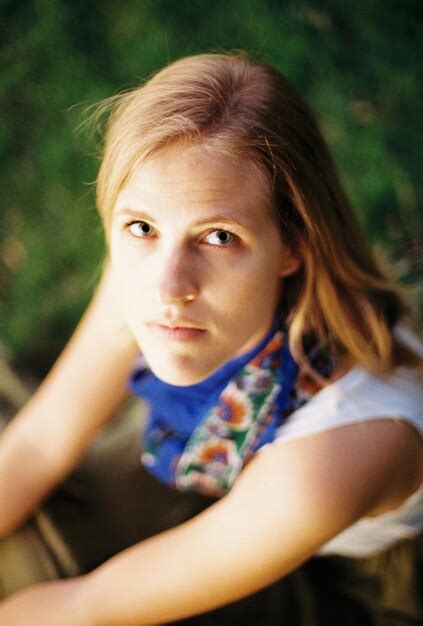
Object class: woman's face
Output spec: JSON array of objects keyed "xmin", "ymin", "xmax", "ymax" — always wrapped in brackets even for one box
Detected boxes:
[{"xmin": 110, "ymin": 146, "xmax": 300, "ymax": 385}]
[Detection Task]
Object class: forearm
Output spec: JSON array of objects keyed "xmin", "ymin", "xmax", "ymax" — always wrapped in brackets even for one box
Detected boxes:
[
  {"xmin": 0, "ymin": 419, "xmax": 72, "ymax": 538},
  {"xmin": 0, "ymin": 421, "xmax": 386, "ymax": 625},
  {"xmin": 0, "ymin": 498, "xmax": 275, "ymax": 626},
  {"xmin": 80, "ymin": 500, "xmax": 303, "ymax": 625},
  {"xmin": 0, "ymin": 265, "xmax": 139, "ymax": 537},
  {"xmin": 0, "ymin": 578, "xmax": 88, "ymax": 626}
]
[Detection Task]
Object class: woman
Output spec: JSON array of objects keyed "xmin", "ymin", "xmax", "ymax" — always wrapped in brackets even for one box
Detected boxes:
[{"xmin": 0, "ymin": 52, "xmax": 421, "ymax": 625}]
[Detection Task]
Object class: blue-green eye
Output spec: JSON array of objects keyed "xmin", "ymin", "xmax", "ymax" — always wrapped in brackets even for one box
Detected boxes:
[
  {"xmin": 205, "ymin": 229, "xmax": 236, "ymax": 246},
  {"xmin": 127, "ymin": 221, "xmax": 154, "ymax": 237}
]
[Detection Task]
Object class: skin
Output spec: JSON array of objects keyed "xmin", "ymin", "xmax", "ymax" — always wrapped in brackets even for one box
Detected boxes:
[
  {"xmin": 0, "ymin": 148, "xmax": 421, "ymax": 625},
  {"xmin": 0, "ymin": 418, "xmax": 420, "ymax": 625},
  {"xmin": 110, "ymin": 146, "xmax": 301, "ymax": 385}
]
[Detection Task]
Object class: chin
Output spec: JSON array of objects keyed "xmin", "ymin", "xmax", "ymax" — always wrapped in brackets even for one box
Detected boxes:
[
  {"xmin": 146, "ymin": 353, "xmax": 222, "ymax": 387},
  {"xmin": 149, "ymin": 366, "xmax": 210, "ymax": 387},
  {"xmin": 157, "ymin": 371, "xmax": 207, "ymax": 386}
]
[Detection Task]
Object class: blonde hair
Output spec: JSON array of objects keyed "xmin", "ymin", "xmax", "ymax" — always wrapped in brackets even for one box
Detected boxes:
[{"xmin": 96, "ymin": 52, "xmax": 419, "ymax": 378}]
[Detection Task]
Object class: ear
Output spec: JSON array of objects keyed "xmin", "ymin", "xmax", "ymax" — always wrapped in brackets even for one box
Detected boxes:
[{"xmin": 278, "ymin": 249, "xmax": 302, "ymax": 277}]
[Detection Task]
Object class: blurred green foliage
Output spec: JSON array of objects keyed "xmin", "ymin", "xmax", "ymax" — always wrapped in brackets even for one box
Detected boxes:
[{"xmin": 0, "ymin": 0, "xmax": 421, "ymax": 377}]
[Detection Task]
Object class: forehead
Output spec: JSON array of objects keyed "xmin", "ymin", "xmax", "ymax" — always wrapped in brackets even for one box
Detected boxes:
[{"xmin": 114, "ymin": 147, "xmax": 273, "ymax": 218}]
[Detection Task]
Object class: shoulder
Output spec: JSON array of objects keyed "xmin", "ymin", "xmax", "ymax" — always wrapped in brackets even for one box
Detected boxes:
[
  {"xmin": 222, "ymin": 327, "xmax": 422, "ymax": 557},
  {"xmin": 249, "ymin": 330, "xmax": 422, "ymax": 518},
  {"xmin": 233, "ymin": 416, "xmax": 421, "ymax": 531},
  {"xmin": 274, "ymin": 358, "xmax": 422, "ymax": 444}
]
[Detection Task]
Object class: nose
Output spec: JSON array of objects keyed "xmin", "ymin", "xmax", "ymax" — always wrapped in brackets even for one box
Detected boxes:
[{"xmin": 157, "ymin": 246, "xmax": 200, "ymax": 305}]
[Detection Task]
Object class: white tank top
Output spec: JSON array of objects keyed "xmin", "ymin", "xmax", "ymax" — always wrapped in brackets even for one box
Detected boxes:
[{"xmin": 268, "ymin": 325, "xmax": 423, "ymax": 557}]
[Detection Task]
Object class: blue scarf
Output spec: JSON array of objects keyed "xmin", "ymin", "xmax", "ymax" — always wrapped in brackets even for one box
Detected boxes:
[{"xmin": 130, "ymin": 314, "xmax": 329, "ymax": 497}]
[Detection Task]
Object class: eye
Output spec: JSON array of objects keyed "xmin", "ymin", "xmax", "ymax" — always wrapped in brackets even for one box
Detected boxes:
[
  {"xmin": 204, "ymin": 229, "xmax": 237, "ymax": 246},
  {"xmin": 127, "ymin": 221, "xmax": 155, "ymax": 238}
]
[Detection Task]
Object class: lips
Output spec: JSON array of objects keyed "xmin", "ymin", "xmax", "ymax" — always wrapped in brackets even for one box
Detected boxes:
[
  {"xmin": 147, "ymin": 320, "xmax": 206, "ymax": 341},
  {"xmin": 148, "ymin": 319, "xmax": 205, "ymax": 330}
]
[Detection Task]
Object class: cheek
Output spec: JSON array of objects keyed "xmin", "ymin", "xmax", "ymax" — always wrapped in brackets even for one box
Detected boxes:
[
  {"xmin": 111, "ymin": 235, "xmax": 145, "ymax": 283},
  {"xmin": 110, "ymin": 242, "xmax": 147, "ymax": 316},
  {"xmin": 211, "ymin": 255, "xmax": 282, "ymax": 321}
]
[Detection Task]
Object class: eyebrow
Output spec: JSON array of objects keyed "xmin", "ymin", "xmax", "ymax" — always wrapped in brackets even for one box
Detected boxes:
[{"xmin": 114, "ymin": 207, "xmax": 255, "ymax": 230}]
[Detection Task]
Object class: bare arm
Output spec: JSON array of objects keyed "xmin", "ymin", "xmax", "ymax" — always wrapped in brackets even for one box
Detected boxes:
[
  {"xmin": 0, "ymin": 418, "xmax": 419, "ymax": 625},
  {"xmin": 0, "ymin": 264, "xmax": 139, "ymax": 538}
]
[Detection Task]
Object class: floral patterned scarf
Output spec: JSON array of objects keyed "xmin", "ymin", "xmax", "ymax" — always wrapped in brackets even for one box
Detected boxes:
[{"xmin": 130, "ymin": 317, "xmax": 335, "ymax": 498}]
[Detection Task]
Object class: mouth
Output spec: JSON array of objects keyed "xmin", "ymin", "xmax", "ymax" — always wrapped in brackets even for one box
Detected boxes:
[{"xmin": 147, "ymin": 321, "xmax": 207, "ymax": 341}]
